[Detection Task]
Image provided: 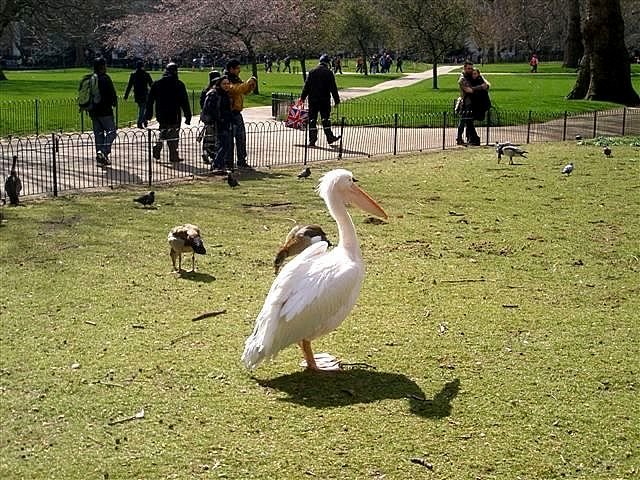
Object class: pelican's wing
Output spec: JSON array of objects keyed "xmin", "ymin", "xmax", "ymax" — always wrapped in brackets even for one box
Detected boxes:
[{"xmin": 242, "ymin": 242, "xmax": 363, "ymax": 369}]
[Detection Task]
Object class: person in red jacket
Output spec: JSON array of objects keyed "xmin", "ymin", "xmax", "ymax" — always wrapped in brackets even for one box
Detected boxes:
[{"xmin": 300, "ymin": 54, "xmax": 341, "ymax": 147}]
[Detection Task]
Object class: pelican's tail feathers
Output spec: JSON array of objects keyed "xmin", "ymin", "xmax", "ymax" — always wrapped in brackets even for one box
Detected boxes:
[
  {"xmin": 241, "ymin": 335, "xmax": 266, "ymax": 370},
  {"xmin": 241, "ymin": 305, "xmax": 281, "ymax": 370}
]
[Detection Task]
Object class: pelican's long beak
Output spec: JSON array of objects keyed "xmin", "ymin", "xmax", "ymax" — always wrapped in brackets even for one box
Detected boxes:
[{"xmin": 350, "ymin": 184, "xmax": 388, "ymax": 219}]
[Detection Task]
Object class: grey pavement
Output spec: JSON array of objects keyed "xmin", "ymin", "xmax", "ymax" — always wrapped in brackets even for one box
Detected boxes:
[{"xmin": 241, "ymin": 65, "xmax": 461, "ymax": 123}]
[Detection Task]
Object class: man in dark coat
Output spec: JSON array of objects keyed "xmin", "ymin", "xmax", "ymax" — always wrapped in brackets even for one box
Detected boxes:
[
  {"xmin": 300, "ymin": 54, "xmax": 341, "ymax": 147},
  {"xmin": 145, "ymin": 63, "xmax": 192, "ymax": 162},
  {"xmin": 124, "ymin": 60, "xmax": 153, "ymax": 128},
  {"xmin": 90, "ymin": 57, "xmax": 118, "ymax": 166}
]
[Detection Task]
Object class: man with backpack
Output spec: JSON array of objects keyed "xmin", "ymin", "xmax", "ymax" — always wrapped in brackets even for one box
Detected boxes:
[
  {"xmin": 124, "ymin": 60, "xmax": 153, "ymax": 129},
  {"xmin": 145, "ymin": 62, "xmax": 192, "ymax": 163},
  {"xmin": 80, "ymin": 57, "xmax": 118, "ymax": 167}
]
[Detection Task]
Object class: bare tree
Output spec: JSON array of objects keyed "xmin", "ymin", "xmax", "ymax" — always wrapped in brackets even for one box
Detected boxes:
[
  {"xmin": 568, "ymin": 0, "xmax": 639, "ymax": 105},
  {"xmin": 384, "ymin": 0, "xmax": 469, "ymax": 88},
  {"xmin": 265, "ymin": 0, "xmax": 322, "ymax": 81},
  {"xmin": 111, "ymin": 0, "xmax": 309, "ymax": 94},
  {"xmin": 328, "ymin": 0, "xmax": 387, "ymax": 76}
]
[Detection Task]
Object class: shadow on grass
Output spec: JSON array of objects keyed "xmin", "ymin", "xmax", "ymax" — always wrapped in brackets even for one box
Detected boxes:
[
  {"xmin": 292, "ymin": 143, "xmax": 371, "ymax": 157},
  {"xmin": 258, "ymin": 370, "xmax": 460, "ymax": 419},
  {"xmin": 178, "ymin": 271, "xmax": 216, "ymax": 282}
]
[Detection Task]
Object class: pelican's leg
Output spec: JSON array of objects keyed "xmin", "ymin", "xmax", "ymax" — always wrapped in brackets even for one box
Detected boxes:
[
  {"xmin": 191, "ymin": 253, "xmax": 196, "ymax": 272},
  {"xmin": 298, "ymin": 340, "xmax": 341, "ymax": 372},
  {"xmin": 299, "ymin": 340, "xmax": 319, "ymax": 371},
  {"xmin": 178, "ymin": 254, "xmax": 182, "ymax": 272}
]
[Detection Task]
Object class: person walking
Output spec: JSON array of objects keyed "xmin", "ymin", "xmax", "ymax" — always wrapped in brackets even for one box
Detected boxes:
[
  {"xmin": 396, "ymin": 55, "xmax": 404, "ymax": 73},
  {"xmin": 90, "ymin": 57, "xmax": 118, "ymax": 167},
  {"xmin": 299, "ymin": 54, "xmax": 341, "ymax": 147},
  {"xmin": 145, "ymin": 62, "xmax": 192, "ymax": 163},
  {"xmin": 224, "ymin": 59, "xmax": 257, "ymax": 170},
  {"xmin": 283, "ymin": 55, "xmax": 292, "ymax": 73},
  {"xmin": 455, "ymin": 60, "xmax": 489, "ymax": 146},
  {"xmin": 199, "ymin": 70, "xmax": 221, "ymax": 164},
  {"xmin": 333, "ymin": 55, "xmax": 343, "ymax": 74},
  {"xmin": 529, "ymin": 53, "xmax": 539, "ymax": 73},
  {"xmin": 123, "ymin": 60, "xmax": 153, "ymax": 129}
]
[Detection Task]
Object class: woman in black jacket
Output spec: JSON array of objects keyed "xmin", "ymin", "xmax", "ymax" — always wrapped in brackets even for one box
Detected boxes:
[{"xmin": 211, "ymin": 76, "xmax": 234, "ymax": 173}]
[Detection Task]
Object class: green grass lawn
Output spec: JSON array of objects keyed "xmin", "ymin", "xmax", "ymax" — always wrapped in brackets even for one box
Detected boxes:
[
  {"xmin": 343, "ymin": 63, "xmax": 640, "ymax": 115},
  {"xmin": 0, "ymin": 66, "xmax": 403, "ymax": 136},
  {"xmin": 1, "ymin": 141, "xmax": 639, "ymax": 479},
  {"xmin": 0, "ymin": 67, "xmax": 402, "ymax": 105},
  {"xmin": 1, "ymin": 62, "xmax": 639, "ymax": 135}
]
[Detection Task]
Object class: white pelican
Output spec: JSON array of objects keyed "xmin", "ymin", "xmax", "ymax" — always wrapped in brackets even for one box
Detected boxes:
[{"xmin": 242, "ymin": 169, "xmax": 387, "ymax": 371}]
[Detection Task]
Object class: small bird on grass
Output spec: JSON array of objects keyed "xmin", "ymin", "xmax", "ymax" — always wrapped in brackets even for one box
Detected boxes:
[
  {"xmin": 168, "ymin": 224, "xmax": 206, "ymax": 272},
  {"xmin": 496, "ymin": 144, "xmax": 527, "ymax": 165},
  {"xmin": 274, "ymin": 224, "xmax": 332, "ymax": 274},
  {"xmin": 297, "ymin": 167, "xmax": 312, "ymax": 179},
  {"xmin": 575, "ymin": 134, "xmax": 582, "ymax": 141},
  {"xmin": 5, "ymin": 155, "xmax": 22, "ymax": 206},
  {"xmin": 562, "ymin": 162, "xmax": 574, "ymax": 175},
  {"xmin": 603, "ymin": 146, "xmax": 612, "ymax": 158},
  {"xmin": 134, "ymin": 191, "xmax": 155, "ymax": 207},
  {"xmin": 227, "ymin": 174, "xmax": 240, "ymax": 188}
]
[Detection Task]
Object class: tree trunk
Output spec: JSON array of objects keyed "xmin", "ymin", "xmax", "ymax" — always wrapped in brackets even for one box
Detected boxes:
[
  {"xmin": 568, "ymin": 0, "xmax": 640, "ymax": 105},
  {"xmin": 432, "ymin": 62, "xmax": 438, "ymax": 89},
  {"xmin": 300, "ymin": 57, "xmax": 307, "ymax": 82},
  {"xmin": 246, "ymin": 45, "xmax": 259, "ymax": 95},
  {"xmin": 0, "ymin": 68, "xmax": 6, "ymax": 81},
  {"xmin": 567, "ymin": 55, "xmax": 590, "ymax": 99},
  {"xmin": 358, "ymin": 39, "xmax": 369, "ymax": 76},
  {"xmin": 562, "ymin": 0, "xmax": 583, "ymax": 69}
]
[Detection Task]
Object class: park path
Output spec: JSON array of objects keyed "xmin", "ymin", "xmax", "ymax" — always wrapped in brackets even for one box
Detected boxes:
[{"xmin": 241, "ymin": 65, "xmax": 461, "ymax": 122}]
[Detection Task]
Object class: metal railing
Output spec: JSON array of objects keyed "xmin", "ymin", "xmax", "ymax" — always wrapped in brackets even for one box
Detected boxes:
[
  {"xmin": 0, "ymin": 91, "xmax": 203, "ymax": 137},
  {"xmin": 1, "ymin": 108, "xmax": 638, "ymax": 200}
]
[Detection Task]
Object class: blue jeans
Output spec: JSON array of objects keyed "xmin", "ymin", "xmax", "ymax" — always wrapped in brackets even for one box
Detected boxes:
[
  {"xmin": 228, "ymin": 112, "xmax": 247, "ymax": 166},
  {"xmin": 91, "ymin": 115, "xmax": 117, "ymax": 156}
]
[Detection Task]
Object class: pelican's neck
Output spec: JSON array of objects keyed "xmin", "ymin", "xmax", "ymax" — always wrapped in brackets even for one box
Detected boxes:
[{"xmin": 326, "ymin": 195, "xmax": 361, "ymax": 258}]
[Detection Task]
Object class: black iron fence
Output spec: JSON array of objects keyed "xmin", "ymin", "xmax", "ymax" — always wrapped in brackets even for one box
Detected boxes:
[
  {"xmin": 1, "ymin": 108, "xmax": 638, "ymax": 200},
  {"xmin": 271, "ymin": 92, "xmax": 453, "ymax": 124},
  {"xmin": 0, "ymin": 91, "xmax": 204, "ymax": 137}
]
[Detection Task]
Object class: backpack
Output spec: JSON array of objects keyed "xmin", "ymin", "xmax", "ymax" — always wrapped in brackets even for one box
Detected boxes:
[
  {"xmin": 78, "ymin": 73, "xmax": 101, "ymax": 112},
  {"xmin": 200, "ymin": 89, "xmax": 221, "ymax": 124}
]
